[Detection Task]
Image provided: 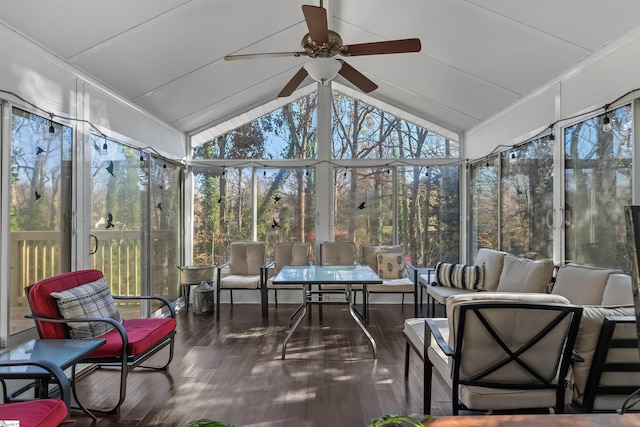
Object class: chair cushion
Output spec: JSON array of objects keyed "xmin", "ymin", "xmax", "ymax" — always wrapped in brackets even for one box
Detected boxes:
[
  {"xmin": 321, "ymin": 242, "xmax": 357, "ymax": 265},
  {"xmin": 571, "ymin": 305, "xmax": 635, "ymax": 398},
  {"xmin": 377, "ymin": 252, "xmax": 405, "ymax": 280},
  {"xmin": 368, "ymin": 279, "xmax": 413, "ymax": 292},
  {"xmin": 552, "ymin": 264, "xmax": 620, "ymax": 305},
  {"xmin": 228, "ymin": 241, "xmax": 266, "ymax": 275},
  {"xmin": 1, "ymin": 399, "xmax": 68, "ymax": 427},
  {"xmin": 601, "ymin": 274, "xmax": 633, "ymax": 306},
  {"xmin": 220, "ymin": 274, "xmax": 262, "ymax": 289},
  {"xmin": 27, "ymin": 269, "xmax": 106, "ymax": 339},
  {"xmin": 496, "ymin": 255, "xmax": 554, "ymax": 293},
  {"xmin": 274, "ymin": 242, "xmax": 310, "ymax": 274},
  {"xmin": 50, "ymin": 277, "xmax": 121, "ymax": 339},
  {"xmin": 434, "ymin": 262, "xmax": 483, "ymax": 290},
  {"xmin": 474, "ymin": 248, "xmax": 508, "ymax": 291},
  {"xmin": 87, "ymin": 317, "xmax": 177, "ymax": 358}
]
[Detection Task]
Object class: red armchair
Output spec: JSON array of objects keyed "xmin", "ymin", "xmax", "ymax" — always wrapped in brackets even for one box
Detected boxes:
[
  {"xmin": 25, "ymin": 269, "xmax": 177, "ymax": 415},
  {"xmin": 0, "ymin": 359, "xmax": 72, "ymax": 426}
]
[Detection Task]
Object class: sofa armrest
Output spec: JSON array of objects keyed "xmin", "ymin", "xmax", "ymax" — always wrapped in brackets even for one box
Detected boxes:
[{"xmin": 426, "ymin": 318, "xmax": 453, "ymax": 357}]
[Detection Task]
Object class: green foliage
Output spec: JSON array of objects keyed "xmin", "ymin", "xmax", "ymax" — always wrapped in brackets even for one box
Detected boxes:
[
  {"xmin": 186, "ymin": 420, "xmax": 238, "ymax": 427},
  {"xmin": 369, "ymin": 413, "xmax": 430, "ymax": 427},
  {"xmin": 186, "ymin": 414, "xmax": 430, "ymax": 427}
]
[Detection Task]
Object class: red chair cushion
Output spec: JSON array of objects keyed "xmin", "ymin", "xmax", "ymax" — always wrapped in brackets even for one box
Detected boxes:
[
  {"xmin": 87, "ymin": 317, "xmax": 177, "ymax": 358},
  {"xmin": 28, "ymin": 269, "xmax": 105, "ymax": 339},
  {"xmin": 1, "ymin": 399, "xmax": 68, "ymax": 427}
]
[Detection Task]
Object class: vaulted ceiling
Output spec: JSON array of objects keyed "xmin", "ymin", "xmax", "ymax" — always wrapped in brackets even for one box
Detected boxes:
[{"xmin": 2, "ymin": 0, "xmax": 640, "ymax": 139}]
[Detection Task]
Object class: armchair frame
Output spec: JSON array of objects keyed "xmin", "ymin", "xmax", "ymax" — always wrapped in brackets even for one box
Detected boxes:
[{"xmin": 25, "ymin": 270, "xmax": 177, "ymax": 415}]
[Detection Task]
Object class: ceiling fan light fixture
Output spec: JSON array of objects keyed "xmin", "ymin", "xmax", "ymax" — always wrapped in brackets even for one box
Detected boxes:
[{"xmin": 304, "ymin": 58, "xmax": 341, "ymax": 83}]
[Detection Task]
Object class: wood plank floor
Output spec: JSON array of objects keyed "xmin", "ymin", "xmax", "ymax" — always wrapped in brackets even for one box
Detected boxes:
[{"xmin": 70, "ymin": 302, "xmax": 451, "ymax": 426}]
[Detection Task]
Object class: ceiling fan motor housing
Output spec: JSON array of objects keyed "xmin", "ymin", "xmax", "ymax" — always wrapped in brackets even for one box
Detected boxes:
[{"xmin": 301, "ymin": 30, "xmax": 343, "ymax": 58}]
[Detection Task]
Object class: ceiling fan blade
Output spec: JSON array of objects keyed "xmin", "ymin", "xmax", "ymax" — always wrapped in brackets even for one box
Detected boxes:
[
  {"xmin": 302, "ymin": 5, "xmax": 329, "ymax": 44},
  {"xmin": 341, "ymin": 38, "xmax": 421, "ymax": 56},
  {"xmin": 337, "ymin": 60, "xmax": 378, "ymax": 93},
  {"xmin": 225, "ymin": 51, "xmax": 306, "ymax": 61},
  {"xmin": 278, "ymin": 67, "xmax": 309, "ymax": 98}
]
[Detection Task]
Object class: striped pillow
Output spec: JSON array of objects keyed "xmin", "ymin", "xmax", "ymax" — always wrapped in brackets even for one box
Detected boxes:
[{"xmin": 434, "ymin": 262, "xmax": 484, "ymax": 290}]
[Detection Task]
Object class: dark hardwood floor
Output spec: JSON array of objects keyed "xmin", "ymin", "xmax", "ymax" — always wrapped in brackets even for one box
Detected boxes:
[{"xmin": 70, "ymin": 302, "xmax": 450, "ymax": 426}]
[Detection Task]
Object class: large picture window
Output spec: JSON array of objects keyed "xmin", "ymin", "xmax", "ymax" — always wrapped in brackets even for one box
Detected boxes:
[{"xmin": 192, "ymin": 89, "xmax": 460, "ymax": 269}]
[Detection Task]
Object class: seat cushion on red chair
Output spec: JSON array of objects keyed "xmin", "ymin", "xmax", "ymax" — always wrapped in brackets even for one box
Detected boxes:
[
  {"xmin": 87, "ymin": 317, "xmax": 177, "ymax": 358},
  {"xmin": 2, "ymin": 399, "xmax": 68, "ymax": 427},
  {"xmin": 28, "ymin": 269, "xmax": 105, "ymax": 339}
]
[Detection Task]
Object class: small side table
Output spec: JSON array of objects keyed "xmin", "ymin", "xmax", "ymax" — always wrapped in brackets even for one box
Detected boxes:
[{"xmin": 0, "ymin": 338, "xmax": 105, "ymax": 420}]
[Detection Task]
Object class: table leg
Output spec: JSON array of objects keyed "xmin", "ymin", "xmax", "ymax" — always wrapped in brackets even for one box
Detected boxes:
[
  {"xmin": 282, "ymin": 285, "xmax": 310, "ymax": 360},
  {"xmin": 347, "ymin": 285, "xmax": 377, "ymax": 359}
]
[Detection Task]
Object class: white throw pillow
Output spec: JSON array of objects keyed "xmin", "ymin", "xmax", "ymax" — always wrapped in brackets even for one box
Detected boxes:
[{"xmin": 377, "ymin": 253, "xmax": 405, "ymax": 280}]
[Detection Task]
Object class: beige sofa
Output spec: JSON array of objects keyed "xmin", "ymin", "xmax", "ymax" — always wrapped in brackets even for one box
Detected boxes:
[
  {"xmin": 421, "ymin": 248, "xmax": 554, "ymax": 316},
  {"xmin": 408, "ymin": 262, "xmax": 640, "ymax": 414},
  {"xmin": 550, "ymin": 268, "xmax": 638, "ymax": 412}
]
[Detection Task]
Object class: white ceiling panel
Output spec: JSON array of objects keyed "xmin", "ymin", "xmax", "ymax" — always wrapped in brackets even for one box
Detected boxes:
[{"xmin": 1, "ymin": 0, "xmax": 639, "ymax": 140}]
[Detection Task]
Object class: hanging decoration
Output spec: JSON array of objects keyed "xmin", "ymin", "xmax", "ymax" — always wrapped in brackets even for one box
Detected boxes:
[
  {"xmin": 106, "ymin": 161, "xmax": 115, "ymax": 177},
  {"xmin": 106, "ymin": 213, "xmax": 114, "ymax": 229}
]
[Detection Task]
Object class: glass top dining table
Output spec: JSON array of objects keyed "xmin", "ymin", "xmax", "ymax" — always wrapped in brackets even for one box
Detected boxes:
[{"xmin": 273, "ymin": 264, "xmax": 382, "ymax": 359}]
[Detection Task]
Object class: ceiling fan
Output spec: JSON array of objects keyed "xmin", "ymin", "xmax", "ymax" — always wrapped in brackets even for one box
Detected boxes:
[{"xmin": 224, "ymin": 4, "xmax": 421, "ymax": 97}]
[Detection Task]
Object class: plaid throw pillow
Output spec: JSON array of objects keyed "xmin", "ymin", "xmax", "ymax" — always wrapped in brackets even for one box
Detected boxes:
[
  {"xmin": 51, "ymin": 278, "xmax": 121, "ymax": 339},
  {"xmin": 434, "ymin": 262, "xmax": 483, "ymax": 290},
  {"xmin": 377, "ymin": 253, "xmax": 405, "ymax": 280}
]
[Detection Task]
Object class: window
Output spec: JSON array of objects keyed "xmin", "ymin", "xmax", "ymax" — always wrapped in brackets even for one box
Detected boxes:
[
  {"xmin": 10, "ymin": 108, "xmax": 73, "ymax": 335},
  {"xmin": 91, "ymin": 138, "xmax": 183, "ymax": 316},
  {"xmin": 564, "ymin": 105, "xmax": 632, "ymax": 269},
  {"xmin": 192, "ymin": 90, "xmax": 460, "ymax": 268},
  {"xmin": 469, "ymin": 159, "xmax": 499, "ymax": 257},
  {"xmin": 501, "ymin": 138, "xmax": 554, "ymax": 259}
]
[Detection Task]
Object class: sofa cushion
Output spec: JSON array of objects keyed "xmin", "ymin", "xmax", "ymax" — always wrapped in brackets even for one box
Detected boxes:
[
  {"xmin": 552, "ymin": 264, "xmax": 620, "ymax": 305},
  {"xmin": 571, "ymin": 305, "xmax": 635, "ymax": 399},
  {"xmin": 601, "ymin": 274, "xmax": 633, "ymax": 306},
  {"xmin": 376, "ymin": 252, "xmax": 405, "ymax": 280},
  {"xmin": 426, "ymin": 285, "xmax": 476, "ymax": 305},
  {"xmin": 50, "ymin": 277, "xmax": 121, "ymax": 339},
  {"xmin": 496, "ymin": 255, "xmax": 554, "ymax": 293},
  {"xmin": 434, "ymin": 262, "xmax": 483, "ymax": 290},
  {"xmin": 474, "ymin": 248, "xmax": 508, "ymax": 291}
]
